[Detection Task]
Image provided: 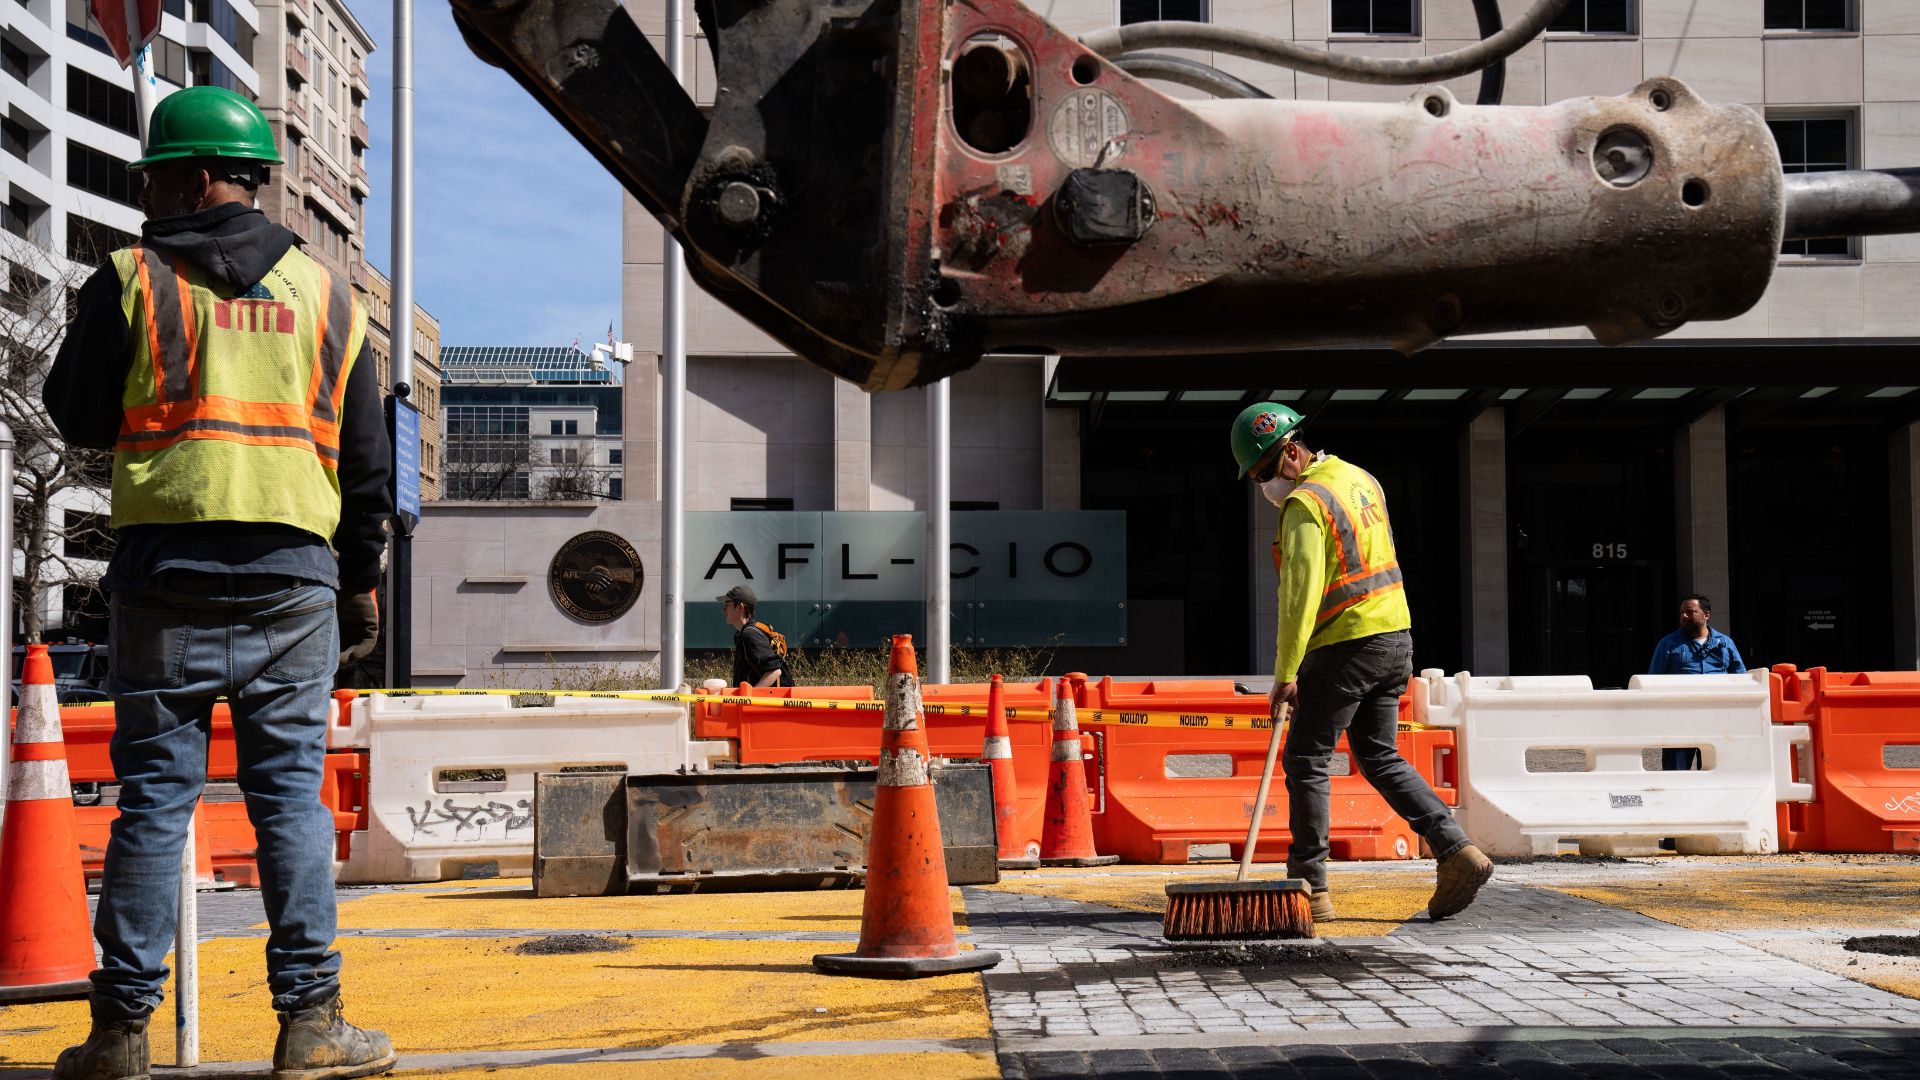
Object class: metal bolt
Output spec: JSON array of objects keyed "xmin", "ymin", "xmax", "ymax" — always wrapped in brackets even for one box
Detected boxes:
[{"xmin": 712, "ymin": 181, "xmax": 763, "ymax": 230}]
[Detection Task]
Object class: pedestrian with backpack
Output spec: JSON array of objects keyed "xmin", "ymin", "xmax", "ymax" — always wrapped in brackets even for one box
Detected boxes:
[{"xmin": 718, "ymin": 586, "xmax": 795, "ymax": 688}]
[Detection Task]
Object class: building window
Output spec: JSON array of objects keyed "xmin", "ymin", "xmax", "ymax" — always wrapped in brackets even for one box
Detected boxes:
[
  {"xmin": 607, "ymin": 449, "xmax": 622, "ymax": 465},
  {"xmin": 152, "ymin": 38, "xmax": 189, "ymax": 86},
  {"xmin": 1764, "ymin": 0, "xmax": 1850, "ymax": 31},
  {"xmin": 1, "ymin": 115, "xmax": 34, "ymax": 163},
  {"xmin": 3, "ymin": 196, "xmax": 38, "ymax": 241},
  {"xmin": 67, "ymin": 68, "xmax": 138, "ymax": 136},
  {"xmin": 1119, "ymin": 0, "xmax": 1205, "ymax": 23},
  {"xmin": 1330, "ymin": 0, "xmax": 1414, "ymax": 35},
  {"xmin": 66, "ymin": 141, "xmax": 139, "ymax": 207},
  {"xmin": 66, "ymin": 214, "xmax": 136, "ymax": 265},
  {"xmin": 547, "ymin": 419, "xmax": 578, "ymax": 435},
  {"xmin": 1548, "ymin": 0, "xmax": 1631, "ymax": 34},
  {"xmin": 1769, "ymin": 115, "xmax": 1854, "ymax": 257},
  {"xmin": 64, "ymin": 0, "xmax": 111, "ymax": 54},
  {"xmin": 731, "ymin": 498, "xmax": 794, "ymax": 512},
  {"xmin": 2, "ymin": 37, "xmax": 36, "ymax": 81},
  {"xmin": 607, "ymin": 478, "xmax": 621, "ymax": 500},
  {"xmin": 549, "ymin": 447, "xmax": 579, "ymax": 465},
  {"xmin": 952, "ymin": 500, "xmax": 1001, "ymax": 511}
]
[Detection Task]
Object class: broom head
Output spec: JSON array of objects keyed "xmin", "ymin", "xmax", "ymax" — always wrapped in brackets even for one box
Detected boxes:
[{"xmin": 1162, "ymin": 879, "xmax": 1314, "ymax": 941}]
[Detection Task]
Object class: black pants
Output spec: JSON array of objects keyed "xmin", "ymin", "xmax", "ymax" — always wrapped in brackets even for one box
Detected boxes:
[{"xmin": 1283, "ymin": 630, "xmax": 1469, "ymax": 890}]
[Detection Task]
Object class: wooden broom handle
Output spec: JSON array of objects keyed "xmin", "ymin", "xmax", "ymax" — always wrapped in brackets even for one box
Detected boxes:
[{"xmin": 1237, "ymin": 702, "xmax": 1289, "ymax": 883}]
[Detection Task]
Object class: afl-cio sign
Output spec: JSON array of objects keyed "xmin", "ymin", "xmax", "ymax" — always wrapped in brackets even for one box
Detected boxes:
[{"xmin": 549, "ymin": 531, "xmax": 644, "ymax": 623}]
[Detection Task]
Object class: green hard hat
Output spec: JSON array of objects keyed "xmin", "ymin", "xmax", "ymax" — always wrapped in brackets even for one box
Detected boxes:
[
  {"xmin": 130, "ymin": 87, "xmax": 282, "ymax": 170},
  {"xmin": 1229, "ymin": 401, "xmax": 1305, "ymax": 478}
]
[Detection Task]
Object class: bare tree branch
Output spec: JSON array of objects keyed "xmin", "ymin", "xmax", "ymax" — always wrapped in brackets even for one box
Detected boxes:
[{"xmin": 2, "ymin": 230, "xmax": 115, "ymax": 643}]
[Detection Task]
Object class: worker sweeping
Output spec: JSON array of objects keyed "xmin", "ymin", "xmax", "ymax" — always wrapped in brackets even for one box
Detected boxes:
[{"xmin": 1231, "ymin": 402, "xmax": 1492, "ymax": 924}]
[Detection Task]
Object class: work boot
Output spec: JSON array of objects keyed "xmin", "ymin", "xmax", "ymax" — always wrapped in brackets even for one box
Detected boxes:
[
  {"xmin": 271, "ymin": 995, "xmax": 397, "ymax": 1080},
  {"xmin": 1428, "ymin": 844, "xmax": 1494, "ymax": 920},
  {"xmin": 1308, "ymin": 891, "xmax": 1336, "ymax": 923},
  {"xmin": 52, "ymin": 1011, "xmax": 149, "ymax": 1080}
]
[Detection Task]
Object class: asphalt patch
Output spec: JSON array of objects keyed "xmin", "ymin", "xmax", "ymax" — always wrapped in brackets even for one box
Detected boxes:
[
  {"xmin": 508, "ymin": 934, "xmax": 634, "ymax": 956},
  {"xmin": 1844, "ymin": 934, "xmax": 1920, "ymax": 958}
]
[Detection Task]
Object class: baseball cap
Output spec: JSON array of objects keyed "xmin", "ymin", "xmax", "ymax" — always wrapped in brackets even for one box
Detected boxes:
[{"xmin": 716, "ymin": 585, "xmax": 757, "ymax": 605}]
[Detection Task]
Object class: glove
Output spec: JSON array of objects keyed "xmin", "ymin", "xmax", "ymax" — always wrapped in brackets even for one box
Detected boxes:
[{"xmin": 338, "ymin": 589, "xmax": 380, "ymax": 669}]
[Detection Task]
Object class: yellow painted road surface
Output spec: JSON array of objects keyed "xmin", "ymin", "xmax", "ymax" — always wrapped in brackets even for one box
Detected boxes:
[
  {"xmin": 337, "ymin": 881, "xmax": 966, "ymax": 935},
  {"xmin": 982, "ymin": 866, "xmax": 1433, "ymax": 936},
  {"xmin": 405, "ymin": 1054, "xmax": 1001, "ymax": 1080}
]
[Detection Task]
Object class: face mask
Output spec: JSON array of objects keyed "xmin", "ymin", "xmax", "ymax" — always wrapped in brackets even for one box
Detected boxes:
[{"xmin": 1260, "ymin": 476, "xmax": 1295, "ymax": 508}]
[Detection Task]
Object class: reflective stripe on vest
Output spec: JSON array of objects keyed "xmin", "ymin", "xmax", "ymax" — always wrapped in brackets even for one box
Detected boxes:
[
  {"xmin": 1292, "ymin": 473, "xmax": 1406, "ymax": 630},
  {"xmin": 116, "ymin": 247, "xmax": 353, "ymax": 467}
]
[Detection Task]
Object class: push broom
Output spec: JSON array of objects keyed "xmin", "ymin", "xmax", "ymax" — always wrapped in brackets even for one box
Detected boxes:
[{"xmin": 1163, "ymin": 703, "xmax": 1314, "ymax": 941}]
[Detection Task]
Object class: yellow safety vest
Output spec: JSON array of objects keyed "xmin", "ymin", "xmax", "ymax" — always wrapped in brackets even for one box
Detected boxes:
[
  {"xmin": 109, "ymin": 243, "xmax": 365, "ymax": 541},
  {"xmin": 1284, "ymin": 455, "xmax": 1411, "ymax": 652}
]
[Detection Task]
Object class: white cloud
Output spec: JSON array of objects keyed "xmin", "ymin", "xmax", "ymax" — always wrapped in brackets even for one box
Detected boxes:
[{"xmin": 347, "ymin": 0, "xmax": 621, "ymax": 348}]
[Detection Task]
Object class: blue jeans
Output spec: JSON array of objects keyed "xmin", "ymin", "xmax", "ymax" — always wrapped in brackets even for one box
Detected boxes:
[
  {"xmin": 1663, "ymin": 747, "xmax": 1702, "ymax": 771},
  {"xmin": 95, "ymin": 571, "xmax": 343, "ymax": 1018},
  {"xmin": 1283, "ymin": 630, "xmax": 1470, "ymax": 891}
]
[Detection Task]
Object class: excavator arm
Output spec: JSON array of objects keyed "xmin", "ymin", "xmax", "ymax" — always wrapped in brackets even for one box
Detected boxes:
[{"xmin": 451, "ymin": 0, "xmax": 1920, "ymax": 391}]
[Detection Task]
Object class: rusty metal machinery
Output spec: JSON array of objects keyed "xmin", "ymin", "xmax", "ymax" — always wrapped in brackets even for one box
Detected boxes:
[{"xmin": 451, "ymin": 0, "xmax": 1920, "ymax": 391}]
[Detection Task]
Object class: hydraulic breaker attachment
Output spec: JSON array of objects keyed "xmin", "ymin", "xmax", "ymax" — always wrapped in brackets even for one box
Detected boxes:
[{"xmin": 451, "ymin": 0, "xmax": 1914, "ymax": 391}]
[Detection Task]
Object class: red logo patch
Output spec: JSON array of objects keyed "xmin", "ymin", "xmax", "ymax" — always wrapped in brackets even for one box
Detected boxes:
[{"xmin": 1252, "ymin": 412, "xmax": 1279, "ymax": 435}]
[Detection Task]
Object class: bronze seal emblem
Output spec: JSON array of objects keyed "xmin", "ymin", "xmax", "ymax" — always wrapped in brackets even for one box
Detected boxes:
[{"xmin": 549, "ymin": 531, "xmax": 644, "ymax": 623}]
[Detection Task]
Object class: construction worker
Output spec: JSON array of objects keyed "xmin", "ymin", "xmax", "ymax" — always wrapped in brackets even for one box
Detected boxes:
[
  {"xmin": 42, "ymin": 88, "xmax": 395, "ymax": 1080},
  {"xmin": 1231, "ymin": 402, "xmax": 1492, "ymax": 924}
]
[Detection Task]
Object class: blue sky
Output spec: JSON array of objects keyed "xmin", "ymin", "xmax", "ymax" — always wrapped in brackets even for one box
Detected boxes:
[{"xmin": 347, "ymin": 0, "xmax": 623, "ymax": 349}]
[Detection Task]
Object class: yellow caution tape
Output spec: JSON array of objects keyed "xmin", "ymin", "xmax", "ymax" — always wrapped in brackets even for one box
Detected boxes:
[{"xmin": 357, "ymin": 687, "xmax": 1426, "ymax": 733}]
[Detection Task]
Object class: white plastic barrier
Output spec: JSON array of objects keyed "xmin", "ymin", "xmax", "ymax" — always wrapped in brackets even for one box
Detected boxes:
[
  {"xmin": 1413, "ymin": 670, "xmax": 1812, "ymax": 857},
  {"xmin": 332, "ymin": 693, "xmax": 730, "ymax": 883}
]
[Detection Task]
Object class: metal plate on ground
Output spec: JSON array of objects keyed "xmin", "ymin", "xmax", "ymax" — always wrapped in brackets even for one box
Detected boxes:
[{"xmin": 532, "ymin": 762, "xmax": 998, "ymax": 897}]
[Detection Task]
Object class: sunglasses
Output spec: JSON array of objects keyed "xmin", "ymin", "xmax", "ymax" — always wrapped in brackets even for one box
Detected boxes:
[{"xmin": 1250, "ymin": 440, "xmax": 1291, "ymax": 483}]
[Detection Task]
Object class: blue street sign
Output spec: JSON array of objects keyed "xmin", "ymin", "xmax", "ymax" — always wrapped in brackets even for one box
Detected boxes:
[{"xmin": 393, "ymin": 399, "xmax": 421, "ymax": 521}]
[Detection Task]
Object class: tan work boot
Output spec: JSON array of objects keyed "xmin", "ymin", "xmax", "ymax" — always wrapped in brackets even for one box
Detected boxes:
[
  {"xmin": 1428, "ymin": 844, "xmax": 1494, "ymax": 920},
  {"xmin": 52, "ymin": 1012, "xmax": 150, "ymax": 1080},
  {"xmin": 1308, "ymin": 891, "xmax": 1336, "ymax": 923},
  {"xmin": 271, "ymin": 995, "xmax": 396, "ymax": 1080}
]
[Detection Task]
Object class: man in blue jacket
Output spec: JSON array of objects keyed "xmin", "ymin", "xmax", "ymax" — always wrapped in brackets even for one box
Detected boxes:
[{"xmin": 1648, "ymin": 594, "xmax": 1747, "ymax": 770}]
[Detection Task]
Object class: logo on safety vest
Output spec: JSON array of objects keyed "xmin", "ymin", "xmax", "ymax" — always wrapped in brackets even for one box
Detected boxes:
[
  {"xmin": 1252, "ymin": 412, "xmax": 1280, "ymax": 435},
  {"xmin": 214, "ymin": 298, "xmax": 296, "ymax": 335},
  {"xmin": 1354, "ymin": 486, "xmax": 1385, "ymax": 528}
]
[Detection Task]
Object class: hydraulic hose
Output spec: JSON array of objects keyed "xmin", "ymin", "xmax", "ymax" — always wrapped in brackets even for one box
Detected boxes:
[
  {"xmin": 1081, "ymin": 0, "xmax": 1569, "ymax": 87},
  {"xmin": 1473, "ymin": 0, "xmax": 1506, "ymax": 105},
  {"xmin": 1113, "ymin": 54, "xmax": 1272, "ymax": 99},
  {"xmin": 1782, "ymin": 168, "xmax": 1920, "ymax": 240}
]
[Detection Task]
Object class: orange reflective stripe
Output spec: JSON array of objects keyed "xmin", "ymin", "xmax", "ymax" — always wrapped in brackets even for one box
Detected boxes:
[
  {"xmin": 123, "ymin": 396, "xmax": 320, "ymax": 432},
  {"xmin": 131, "ymin": 249, "xmax": 168, "ymax": 404},
  {"xmin": 1297, "ymin": 471, "xmax": 1402, "ymax": 624},
  {"xmin": 311, "ymin": 270, "xmax": 353, "ymax": 426},
  {"xmin": 119, "ymin": 423, "xmax": 340, "ymax": 463}
]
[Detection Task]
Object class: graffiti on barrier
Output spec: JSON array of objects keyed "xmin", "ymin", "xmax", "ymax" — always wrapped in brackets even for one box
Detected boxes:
[
  {"xmin": 407, "ymin": 798, "xmax": 533, "ymax": 840},
  {"xmin": 1885, "ymin": 790, "xmax": 1920, "ymax": 816}
]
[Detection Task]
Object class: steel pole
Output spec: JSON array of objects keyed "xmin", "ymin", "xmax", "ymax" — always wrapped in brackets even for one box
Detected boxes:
[
  {"xmin": 926, "ymin": 380, "xmax": 950, "ymax": 682},
  {"xmin": 121, "ymin": 0, "xmax": 155, "ymax": 141},
  {"xmin": 658, "ymin": 0, "xmax": 687, "ymax": 690},
  {"xmin": 175, "ymin": 832, "xmax": 198, "ymax": 1067},
  {"xmin": 386, "ymin": 0, "xmax": 416, "ymax": 688},
  {"xmin": 0, "ymin": 420, "xmax": 12, "ymax": 812}
]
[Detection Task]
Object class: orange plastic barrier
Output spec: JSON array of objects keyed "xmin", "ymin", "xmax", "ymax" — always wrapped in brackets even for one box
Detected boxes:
[
  {"xmin": 690, "ymin": 681, "xmax": 1058, "ymax": 858},
  {"xmin": 13, "ymin": 700, "xmax": 365, "ymax": 886},
  {"xmin": 1772, "ymin": 665, "xmax": 1920, "ymax": 853},
  {"xmin": 1078, "ymin": 678, "xmax": 1457, "ymax": 865}
]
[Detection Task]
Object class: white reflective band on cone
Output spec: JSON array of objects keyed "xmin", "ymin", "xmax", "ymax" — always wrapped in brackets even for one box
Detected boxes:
[
  {"xmin": 7, "ymin": 758, "xmax": 70, "ymax": 801},
  {"xmin": 982, "ymin": 736, "xmax": 1013, "ymax": 759},
  {"xmin": 1052, "ymin": 693, "xmax": 1078, "ymax": 732},
  {"xmin": 1049, "ymin": 737, "xmax": 1081, "ymax": 761},
  {"xmin": 884, "ymin": 672, "xmax": 921, "ymax": 731},
  {"xmin": 11, "ymin": 683, "xmax": 63, "ymax": 745},
  {"xmin": 877, "ymin": 746, "xmax": 929, "ymax": 788}
]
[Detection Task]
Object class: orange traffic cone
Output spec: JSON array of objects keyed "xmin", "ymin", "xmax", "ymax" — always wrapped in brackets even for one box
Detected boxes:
[
  {"xmin": 814, "ymin": 635, "xmax": 1001, "ymax": 977},
  {"xmin": 0, "ymin": 645, "xmax": 96, "ymax": 1004},
  {"xmin": 984, "ymin": 675, "xmax": 1038, "ymax": 869},
  {"xmin": 1039, "ymin": 675, "xmax": 1117, "ymax": 867}
]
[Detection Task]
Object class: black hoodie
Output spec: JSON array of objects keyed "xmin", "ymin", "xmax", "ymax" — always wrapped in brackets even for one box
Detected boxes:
[{"xmin": 44, "ymin": 203, "xmax": 392, "ymax": 593}]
